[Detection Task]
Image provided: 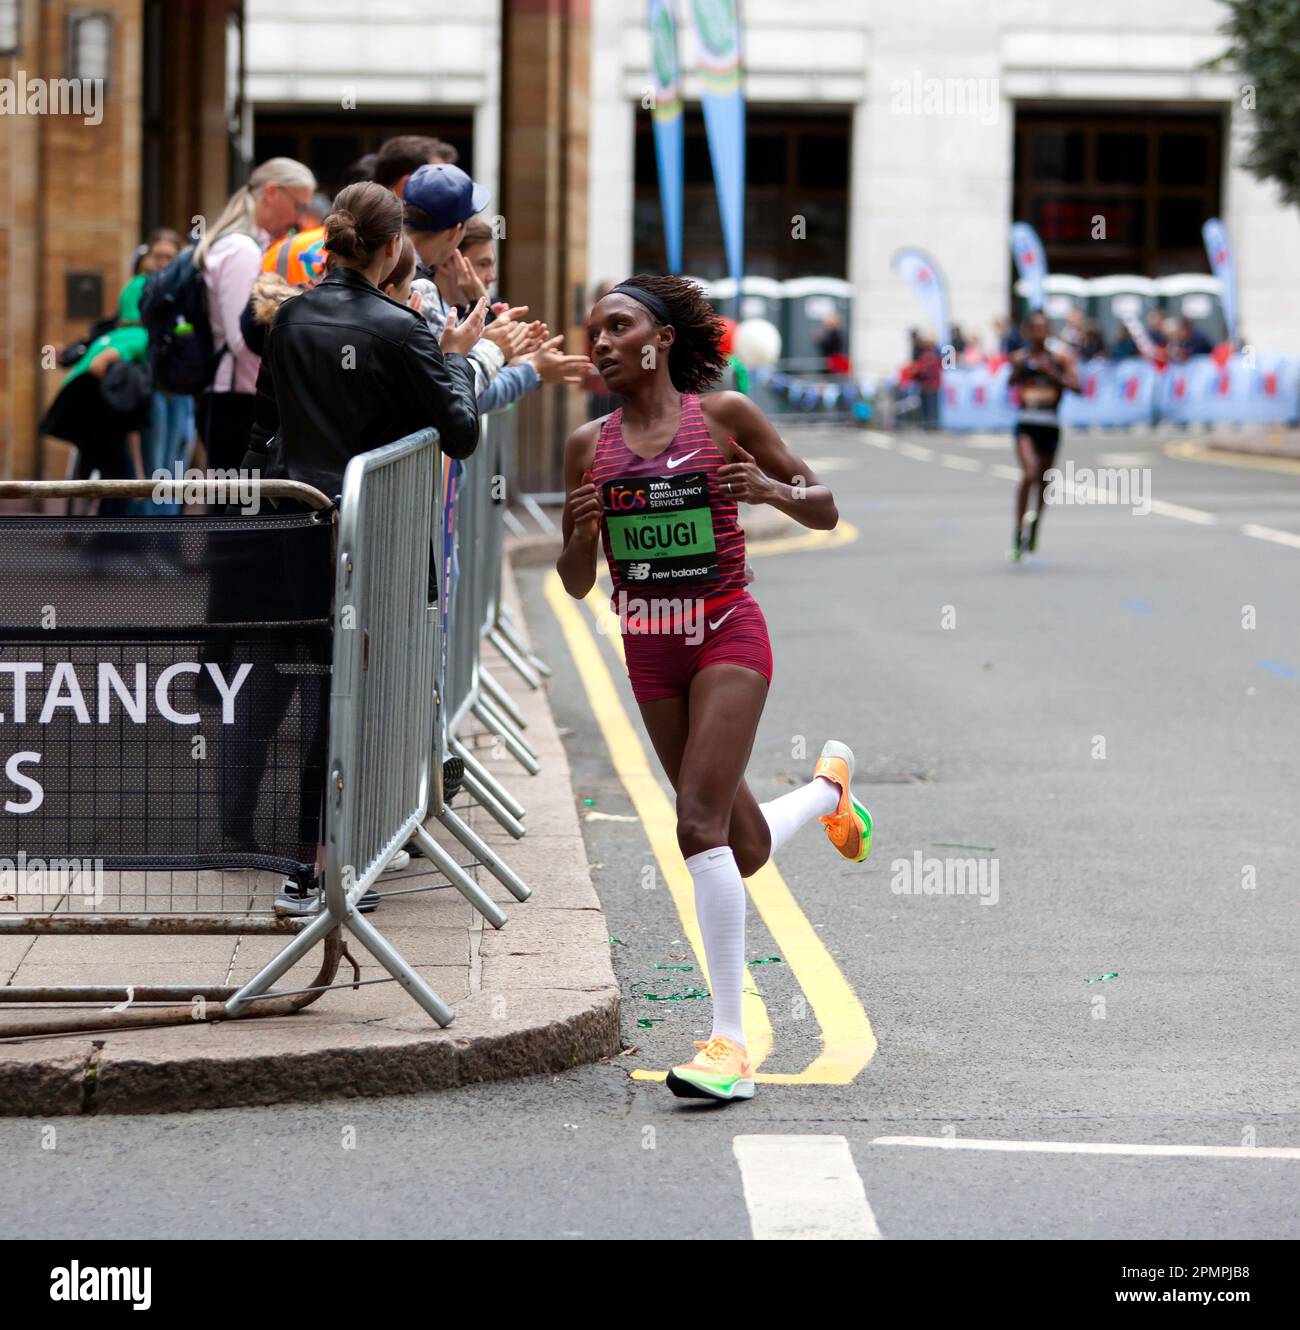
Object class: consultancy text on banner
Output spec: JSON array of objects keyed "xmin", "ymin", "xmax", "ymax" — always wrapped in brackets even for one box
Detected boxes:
[{"xmin": 0, "ymin": 515, "xmax": 331, "ymax": 874}]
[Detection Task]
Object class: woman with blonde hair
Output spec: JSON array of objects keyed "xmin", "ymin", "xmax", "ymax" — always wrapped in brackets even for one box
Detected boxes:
[{"xmin": 193, "ymin": 156, "xmax": 316, "ymax": 470}]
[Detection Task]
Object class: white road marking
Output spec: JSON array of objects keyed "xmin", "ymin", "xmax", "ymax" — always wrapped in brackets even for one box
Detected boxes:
[
  {"xmin": 865, "ymin": 434, "xmax": 1296, "ymax": 553},
  {"xmin": 1242, "ymin": 523, "xmax": 1300, "ymax": 550},
  {"xmin": 873, "ymin": 1136, "xmax": 1300, "ymax": 1161},
  {"xmin": 1097, "ymin": 452, "xmax": 1154, "ymax": 466},
  {"xmin": 801, "ymin": 456, "xmax": 856, "ymax": 472},
  {"xmin": 1147, "ymin": 499, "xmax": 1216, "ymax": 525},
  {"xmin": 734, "ymin": 1135, "xmax": 882, "ymax": 1240}
]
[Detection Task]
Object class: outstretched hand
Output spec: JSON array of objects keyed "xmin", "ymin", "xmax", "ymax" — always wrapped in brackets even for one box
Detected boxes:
[{"xmin": 532, "ymin": 333, "xmax": 593, "ymax": 385}]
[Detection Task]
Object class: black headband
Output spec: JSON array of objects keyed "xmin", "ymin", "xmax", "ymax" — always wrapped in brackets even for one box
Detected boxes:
[{"xmin": 609, "ymin": 282, "xmax": 675, "ymax": 328}]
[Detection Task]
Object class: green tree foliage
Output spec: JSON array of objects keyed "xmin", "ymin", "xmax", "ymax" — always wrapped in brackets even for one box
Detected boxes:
[{"xmin": 1217, "ymin": 0, "xmax": 1300, "ymax": 208}]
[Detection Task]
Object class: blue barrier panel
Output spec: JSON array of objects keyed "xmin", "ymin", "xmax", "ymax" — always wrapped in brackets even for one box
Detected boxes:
[
  {"xmin": 939, "ymin": 363, "xmax": 1014, "ymax": 432},
  {"xmin": 940, "ymin": 354, "xmax": 1298, "ymax": 431}
]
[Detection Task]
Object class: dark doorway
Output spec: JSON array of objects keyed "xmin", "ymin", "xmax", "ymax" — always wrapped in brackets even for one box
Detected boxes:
[
  {"xmin": 1013, "ymin": 107, "xmax": 1223, "ymax": 279},
  {"xmin": 634, "ymin": 108, "xmax": 851, "ymax": 279},
  {"xmin": 253, "ymin": 111, "xmax": 475, "ymax": 199}
]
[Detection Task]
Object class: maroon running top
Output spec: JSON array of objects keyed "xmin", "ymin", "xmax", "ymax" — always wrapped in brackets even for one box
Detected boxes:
[{"xmin": 590, "ymin": 392, "xmax": 748, "ymax": 615}]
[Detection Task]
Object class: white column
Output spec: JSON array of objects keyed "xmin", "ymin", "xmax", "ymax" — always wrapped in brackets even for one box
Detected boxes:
[{"xmin": 587, "ymin": 0, "xmax": 634, "ymax": 291}]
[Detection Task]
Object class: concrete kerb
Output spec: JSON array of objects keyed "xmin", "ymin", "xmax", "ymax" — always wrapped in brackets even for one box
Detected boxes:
[{"xmin": 0, "ymin": 556, "xmax": 621, "ymax": 1115}]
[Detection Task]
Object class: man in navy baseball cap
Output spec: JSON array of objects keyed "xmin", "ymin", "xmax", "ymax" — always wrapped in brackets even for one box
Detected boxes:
[{"xmin": 405, "ymin": 162, "xmax": 488, "ymax": 228}]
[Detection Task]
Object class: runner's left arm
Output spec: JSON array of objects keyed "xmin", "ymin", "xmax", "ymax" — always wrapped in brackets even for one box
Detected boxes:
[
  {"xmin": 704, "ymin": 391, "xmax": 838, "ymax": 531},
  {"xmin": 1054, "ymin": 351, "xmax": 1081, "ymax": 395}
]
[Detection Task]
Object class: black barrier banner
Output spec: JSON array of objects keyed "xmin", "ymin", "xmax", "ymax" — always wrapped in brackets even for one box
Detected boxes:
[{"xmin": 0, "ymin": 515, "xmax": 332, "ymax": 874}]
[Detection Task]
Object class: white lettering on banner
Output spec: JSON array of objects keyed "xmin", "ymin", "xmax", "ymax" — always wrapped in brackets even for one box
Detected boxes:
[
  {"xmin": 204, "ymin": 662, "xmax": 254, "ymax": 724},
  {"xmin": 3, "ymin": 752, "xmax": 43, "ymax": 813},
  {"xmin": 0, "ymin": 662, "xmax": 42, "ymax": 722},
  {"xmin": 36, "ymin": 662, "xmax": 91, "ymax": 724},
  {"xmin": 154, "ymin": 662, "xmax": 202, "ymax": 725},
  {"xmin": 98, "ymin": 662, "xmax": 147, "ymax": 723},
  {"xmin": 0, "ymin": 662, "xmax": 254, "ymax": 725},
  {"xmin": 0, "ymin": 662, "xmax": 257, "ymax": 816}
]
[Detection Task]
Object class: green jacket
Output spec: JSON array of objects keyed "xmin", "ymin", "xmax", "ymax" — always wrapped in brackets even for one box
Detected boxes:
[{"xmin": 62, "ymin": 273, "xmax": 150, "ymax": 386}]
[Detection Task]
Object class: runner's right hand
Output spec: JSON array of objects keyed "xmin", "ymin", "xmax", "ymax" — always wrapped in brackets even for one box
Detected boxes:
[{"xmin": 568, "ymin": 468, "xmax": 602, "ymax": 541}]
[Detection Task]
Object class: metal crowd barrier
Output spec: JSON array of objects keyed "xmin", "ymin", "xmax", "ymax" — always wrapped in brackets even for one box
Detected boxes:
[
  {"xmin": 0, "ymin": 478, "xmax": 343, "ymax": 1037},
  {"xmin": 1, "ymin": 410, "xmax": 549, "ymax": 1035},
  {"xmin": 438, "ymin": 408, "xmax": 549, "ymax": 847}
]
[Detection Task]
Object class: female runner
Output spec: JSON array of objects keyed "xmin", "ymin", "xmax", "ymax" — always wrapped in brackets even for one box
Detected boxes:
[{"xmin": 558, "ymin": 276, "xmax": 873, "ymax": 1102}]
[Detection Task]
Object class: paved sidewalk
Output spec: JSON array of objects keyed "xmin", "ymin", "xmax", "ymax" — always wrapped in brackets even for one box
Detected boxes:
[{"xmin": 0, "ymin": 561, "xmax": 620, "ymax": 1115}]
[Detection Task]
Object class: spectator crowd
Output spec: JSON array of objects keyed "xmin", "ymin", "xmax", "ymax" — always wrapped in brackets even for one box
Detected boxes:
[{"xmin": 41, "ymin": 133, "xmax": 594, "ymax": 506}]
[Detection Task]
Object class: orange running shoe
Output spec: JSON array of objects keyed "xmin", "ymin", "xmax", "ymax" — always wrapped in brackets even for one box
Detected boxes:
[
  {"xmin": 814, "ymin": 740, "xmax": 873, "ymax": 863},
  {"xmin": 666, "ymin": 1035, "xmax": 754, "ymax": 1101}
]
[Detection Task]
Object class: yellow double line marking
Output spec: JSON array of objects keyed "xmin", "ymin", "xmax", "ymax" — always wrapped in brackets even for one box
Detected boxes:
[{"xmin": 543, "ymin": 533, "xmax": 875, "ymax": 1085}]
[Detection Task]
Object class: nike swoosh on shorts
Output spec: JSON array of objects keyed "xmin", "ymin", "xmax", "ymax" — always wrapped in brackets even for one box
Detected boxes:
[
  {"xmin": 666, "ymin": 449, "xmax": 703, "ymax": 469},
  {"xmin": 708, "ymin": 606, "xmax": 737, "ymax": 630}
]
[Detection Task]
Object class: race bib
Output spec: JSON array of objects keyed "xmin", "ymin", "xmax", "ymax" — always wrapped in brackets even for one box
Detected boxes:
[{"xmin": 603, "ymin": 472, "xmax": 717, "ymax": 587}]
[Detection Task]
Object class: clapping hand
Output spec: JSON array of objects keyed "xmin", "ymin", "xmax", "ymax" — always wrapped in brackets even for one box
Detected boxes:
[
  {"xmin": 440, "ymin": 297, "xmax": 488, "ymax": 356},
  {"xmin": 530, "ymin": 334, "xmax": 593, "ymax": 386}
]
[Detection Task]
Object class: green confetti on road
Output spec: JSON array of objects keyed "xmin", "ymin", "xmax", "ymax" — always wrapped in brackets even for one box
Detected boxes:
[
  {"xmin": 746, "ymin": 956, "xmax": 783, "ymax": 966},
  {"xmin": 653, "ymin": 964, "xmax": 694, "ymax": 971},
  {"xmin": 609, "ymin": 936, "xmax": 626, "ymax": 946},
  {"xmin": 643, "ymin": 988, "xmax": 710, "ymax": 1002},
  {"xmin": 636, "ymin": 1018, "xmax": 665, "ymax": 1028},
  {"xmin": 583, "ymin": 797, "xmax": 596, "ymax": 806},
  {"xmin": 1083, "ymin": 972, "xmax": 1119, "ymax": 984}
]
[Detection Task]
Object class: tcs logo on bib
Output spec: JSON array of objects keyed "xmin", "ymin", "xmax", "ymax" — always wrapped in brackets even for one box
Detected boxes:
[{"xmin": 609, "ymin": 484, "xmax": 648, "ymax": 512}]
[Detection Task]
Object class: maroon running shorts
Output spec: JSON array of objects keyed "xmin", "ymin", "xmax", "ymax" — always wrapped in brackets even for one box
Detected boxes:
[{"xmin": 621, "ymin": 591, "xmax": 773, "ymax": 703}]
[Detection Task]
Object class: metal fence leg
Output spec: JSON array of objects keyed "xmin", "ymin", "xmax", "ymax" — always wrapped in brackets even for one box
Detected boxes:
[
  {"xmin": 497, "ymin": 608, "xmax": 551, "ymax": 678},
  {"xmin": 437, "ymin": 805, "xmax": 532, "ymax": 903},
  {"xmin": 480, "ymin": 666, "xmax": 527, "ymax": 730},
  {"xmin": 224, "ymin": 907, "xmax": 340, "ymax": 1017},
  {"xmin": 451, "ymin": 736, "xmax": 527, "ymax": 820},
  {"xmin": 458, "ymin": 763, "xmax": 527, "ymax": 839},
  {"xmin": 410, "ymin": 822, "xmax": 509, "ymax": 928},
  {"xmin": 489, "ymin": 626, "xmax": 542, "ymax": 688},
  {"xmin": 342, "ymin": 909, "xmax": 457, "ymax": 1025},
  {"xmin": 473, "ymin": 697, "xmax": 541, "ymax": 775}
]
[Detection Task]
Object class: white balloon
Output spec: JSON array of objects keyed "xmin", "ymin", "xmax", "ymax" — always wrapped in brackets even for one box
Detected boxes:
[{"xmin": 732, "ymin": 317, "xmax": 782, "ymax": 368}]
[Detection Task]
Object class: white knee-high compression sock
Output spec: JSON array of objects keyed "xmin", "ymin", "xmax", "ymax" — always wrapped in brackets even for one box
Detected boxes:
[
  {"xmin": 685, "ymin": 846, "xmax": 747, "ymax": 1046},
  {"xmin": 759, "ymin": 776, "xmax": 840, "ymax": 859}
]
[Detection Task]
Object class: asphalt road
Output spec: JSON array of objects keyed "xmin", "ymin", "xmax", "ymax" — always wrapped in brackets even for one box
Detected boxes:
[{"xmin": 1, "ymin": 424, "xmax": 1297, "ymax": 1245}]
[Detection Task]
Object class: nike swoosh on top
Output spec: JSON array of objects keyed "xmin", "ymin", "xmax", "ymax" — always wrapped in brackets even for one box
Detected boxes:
[
  {"xmin": 665, "ymin": 449, "xmax": 703, "ymax": 469},
  {"xmin": 708, "ymin": 606, "xmax": 737, "ymax": 630}
]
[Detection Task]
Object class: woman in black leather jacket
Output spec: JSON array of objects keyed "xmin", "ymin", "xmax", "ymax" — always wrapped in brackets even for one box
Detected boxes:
[{"xmin": 245, "ymin": 180, "xmax": 485, "ymax": 498}]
